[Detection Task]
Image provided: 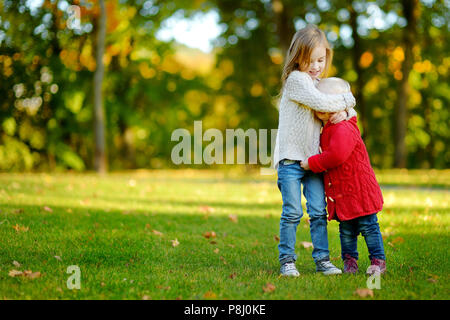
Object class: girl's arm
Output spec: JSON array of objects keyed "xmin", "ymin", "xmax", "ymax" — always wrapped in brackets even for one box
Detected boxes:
[
  {"xmin": 285, "ymin": 71, "xmax": 356, "ymax": 112},
  {"xmin": 307, "ymin": 123, "xmax": 358, "ymax": 172}
]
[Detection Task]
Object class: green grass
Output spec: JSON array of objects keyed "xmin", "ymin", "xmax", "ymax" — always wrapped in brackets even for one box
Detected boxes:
[{"xmin": 0, "ymin": 169, "xmax": 448, "ymax": 300}]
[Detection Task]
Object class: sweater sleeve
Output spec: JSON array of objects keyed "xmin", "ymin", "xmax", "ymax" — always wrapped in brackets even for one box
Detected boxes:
[
  {"xmin": 346, "ymin": 106, "xmax": 357, "ymax": 119},
  {"xmin": 308, "ymin": 122, "xmax": 358, "ymax": 173},
  {"xmin": 284, "ymin": 71, "xmax": 356, "ymax": 112}
]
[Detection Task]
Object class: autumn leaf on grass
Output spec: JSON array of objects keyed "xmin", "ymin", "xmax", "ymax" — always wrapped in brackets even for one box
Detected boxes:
[
  {"xmin": 12, "ymin": 261, "xmax": 21, "ymax": 268},
  {"xmin": 427, "ymin": 274, "xmax": 439, "ymax": 283},
  {"xmin": 228, "ymin": 214, "xmax": 238, "ymax": 223},
  {"xmin": 354, "ymin": 288, "xmax": 374, "ymax": 298},
  {"xmin": 170, "ymin": 238, "xmax": 180, "ymax": 247},
  {"xmin": 9, "ymin": 270, "xmax": 41, "ymax": 279},
  {"xmin": 23, "ymin": 270, "xmax": 41, "ymax": 279},
  {"xmin": 391, "ymin": 236, "xmax": 404, "ymax": 245},
  {"xmin": 273, "ymin": 235, "xmax": 280, "ymax": 242},
  {"xmin": 300, "ymin": 241, "xmax": 313, "ymax": 249},
  {"xmin": 9, "ymin": 270, "xmax": 23, "ymax": 277},
  {"xmin": 12, "ymin": 224, "xmax": 29, "ymax": 232},
  {"xmin": 54, "ymin": 256, "xmax": 62, "ymax": 261},
  {"xmin": 43, "ymin": 206, "xmax": 53, "ymax": 213},
  {"xmin": 203, "ymin": 231, "xmax": 216, "ymax": 239},
  {"xmin": 263, "ymin": 283, "xmax": 276, "ymax": 293},
  {"xmin": 199, "ymin": 206, "xmax": 215, "ymax": 214},
  {"xmin": 152, "ymin": 230, "xmax": 164, "ymax": 236},
  {"xmin": 203, "ymin": 291, "xmax": 217, "ymax": 299}
]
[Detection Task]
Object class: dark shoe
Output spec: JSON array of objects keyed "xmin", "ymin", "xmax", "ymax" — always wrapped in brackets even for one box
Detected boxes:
[
  {"xmin": 343, "ymin": 254, "xmax": 358, "ymax": 274},
  {"xmin": 366, "ymin": 258, "xmax": 386, "ymax": 275}
]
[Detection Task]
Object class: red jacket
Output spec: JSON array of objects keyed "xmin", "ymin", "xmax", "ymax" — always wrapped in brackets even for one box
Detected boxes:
[{"xmin": 308, "ymin": 117, "xmax": 383, "ymax": 221}]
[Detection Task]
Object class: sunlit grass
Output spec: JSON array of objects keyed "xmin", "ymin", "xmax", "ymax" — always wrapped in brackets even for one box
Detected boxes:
[{"xmin": 0, "ymin": 170, "xmax": 448, "ymax": 300}]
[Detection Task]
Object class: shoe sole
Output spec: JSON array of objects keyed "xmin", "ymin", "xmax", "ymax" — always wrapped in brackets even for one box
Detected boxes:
[{"xmin": 318, "ymin": 269, "xmax": 342, "ymax": 275}]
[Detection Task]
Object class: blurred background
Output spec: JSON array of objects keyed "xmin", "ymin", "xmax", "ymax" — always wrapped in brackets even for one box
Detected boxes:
[{"xmin": 0, "ymin": 0, "xmax": 448, "ymax": 173}]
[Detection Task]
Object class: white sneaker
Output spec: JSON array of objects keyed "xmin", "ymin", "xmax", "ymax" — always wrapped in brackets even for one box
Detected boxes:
[
  {"xmin": 315, "ymin": 259, "xmax": 342, "ymax": 275},
  {"xmin": 280, "ymin": 262, "xmax": 300, "ymax": 277}
]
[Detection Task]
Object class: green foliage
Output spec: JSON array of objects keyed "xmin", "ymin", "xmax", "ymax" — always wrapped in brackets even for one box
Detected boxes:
[{"xmin": 0, "ymin": 0, "xmax": 448, "ymax": 171}]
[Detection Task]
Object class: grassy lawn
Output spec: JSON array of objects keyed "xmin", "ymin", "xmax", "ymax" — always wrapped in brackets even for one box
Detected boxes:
[{"xmin": 0, "ymin": 169, "xmax": 448, "ymax": 300}]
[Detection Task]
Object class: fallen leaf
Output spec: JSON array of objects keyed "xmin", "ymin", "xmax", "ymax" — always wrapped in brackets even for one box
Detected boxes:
[
  {"xmin": 54, "ymin": 256, "xmax": 62, "ymax": 261},
  {"xmin": 13, "ymin": 208, "xmax": 24, "ymax": 214},
  {"xmin": 145, "ymin": 223, "xmax": 151, "ymax": 230},
  {"xmin": 203, "ymin": 291, "xmax": 217, "ymax": 299},
  {"xmin": 213, "ymin": 248, "xmax": 219, "ymax": 254},
  {"xmin": 228, "ymin": 214, "xmax": 238, "ymax": 223},
  {"xmin": 203, "ymin": 231, "xmax": 216, "ymax": 239},
  {"xmin": 199, "ymin": 206, "xmax": 215, "ymax": 213},
  {"xmin": 12, "ymin": 224, "xmax": 29, "ymax": 232},
  {"xmin": 23, "ymin": 270, "xmax": 41, "ymax": 279},
  {"xmin": 156, "ymin": 285, "xmax": 171, "ymax": 290},
  {"xmin": 300, "ymin": 241, "xmax": 313, "ymax": 249},
  {"xmin": 8, "ymin": 270, "xmax": 23, "ymax": 277},
  {"xmin": 229, "ymin": 273, "xmax": 237, "ymax": 279},
  {"xmin": 12, "ymin": 261, "xmax": 21, "ymax": 267},
  {"xmin": 391, "ymin": 236, "xmax": 404, "ymax": 244},
  {"xmin": 263, "ymin": 283, "xmax": 276, "ymax": 293},
  {"xmin": 170, "ymin": 238, "xmax": 180, "ymax": 247},
  {"xmin": 8, "ymin": 270, "xmax": 41, "ymax": 279},
  {"xmin": 220, "ymin": 256, "xmax": 227, "ymax": 265},
  {"xmin": 152, "ymin": 230, "xmax": 163, "ymax": 236},
  {"xmin": 43, "ymin": 206, "xmax": 53, "ymax": 213},
  {"xmin": 142, "ymin": 295, "xmax": 151, "ymax": 300},
  {"xmin": 354, "ymin": 288, "xmax": 374, "ymax": 298},
  {"xmin": 273, "ymin": 235, "xmax": 280, "ymax": 242}
]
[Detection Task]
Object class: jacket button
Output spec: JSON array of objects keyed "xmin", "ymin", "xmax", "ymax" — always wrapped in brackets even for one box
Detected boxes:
[{"xmin": 328, "ymin": 182, "xmax": 331, "ymax": 187}]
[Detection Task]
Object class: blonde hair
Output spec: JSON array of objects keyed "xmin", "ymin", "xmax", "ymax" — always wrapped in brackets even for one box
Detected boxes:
[
  {"xmin": 316, "ymin": 77, "xmax": 350, "ymax": 94},
  {"xmin": 281, "ymin": 24, "xmax": 333, "ymax": 88}
]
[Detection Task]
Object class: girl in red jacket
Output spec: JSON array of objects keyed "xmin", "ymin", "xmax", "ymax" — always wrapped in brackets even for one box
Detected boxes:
[{"xmin": 300, "ymin": 77, "xmax": 386, "ymax": 275}]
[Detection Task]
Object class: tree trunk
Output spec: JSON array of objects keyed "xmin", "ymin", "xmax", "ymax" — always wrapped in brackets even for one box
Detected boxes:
[
  {"xmin": 349, "ymin": 6, "xmax": 368, "ymax": 142},
  {"xmin": 94, "ymin": 0, "xmax": 107, "ymax": 173},
  {"xmin": 271, "ymin": 0, "xmax": 295, "ymax": 57},
  {"xmin": 394, "ymin": 0, "xmax": 419, "ymax": 168}
]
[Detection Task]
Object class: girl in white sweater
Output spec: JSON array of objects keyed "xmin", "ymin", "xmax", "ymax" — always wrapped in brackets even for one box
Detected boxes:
[{"xmin": 275, "ymin": 24, "xmax": 356, "ymax": 276}]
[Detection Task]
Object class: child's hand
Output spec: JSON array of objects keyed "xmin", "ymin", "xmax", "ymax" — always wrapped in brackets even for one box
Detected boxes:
[
  {"xmin": 330, "ymin": 110, "xmax": 347, "ymax": 124},
  {"xmin": 300, "ymin": 159, "xmax": 310, "ymax": 170}
]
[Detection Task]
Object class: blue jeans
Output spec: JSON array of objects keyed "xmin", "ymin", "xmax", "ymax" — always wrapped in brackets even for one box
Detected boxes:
[
  {"xmin": 338, "ymin": 213, "xmax": 386, "ymax": 261},
  {"xmin": 277, "ymin": 159, "xmax": 330, "ymax": 265}
]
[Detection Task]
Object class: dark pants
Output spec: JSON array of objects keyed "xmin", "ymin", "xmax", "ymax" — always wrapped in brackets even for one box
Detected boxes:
[{"xmin": 338, "ymin": 213, "xmax": 386, "ymax": 261}]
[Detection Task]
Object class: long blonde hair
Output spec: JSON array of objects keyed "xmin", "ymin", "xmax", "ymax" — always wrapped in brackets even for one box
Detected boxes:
[{"xmin": 281, "ymin": 24, "xmax": 333, "ymax": 88}]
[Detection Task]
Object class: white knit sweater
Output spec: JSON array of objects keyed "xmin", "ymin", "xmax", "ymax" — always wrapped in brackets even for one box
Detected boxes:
[{"xmin": 273, "ymin": 71, "xmax": 357, "ymax": 169}]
